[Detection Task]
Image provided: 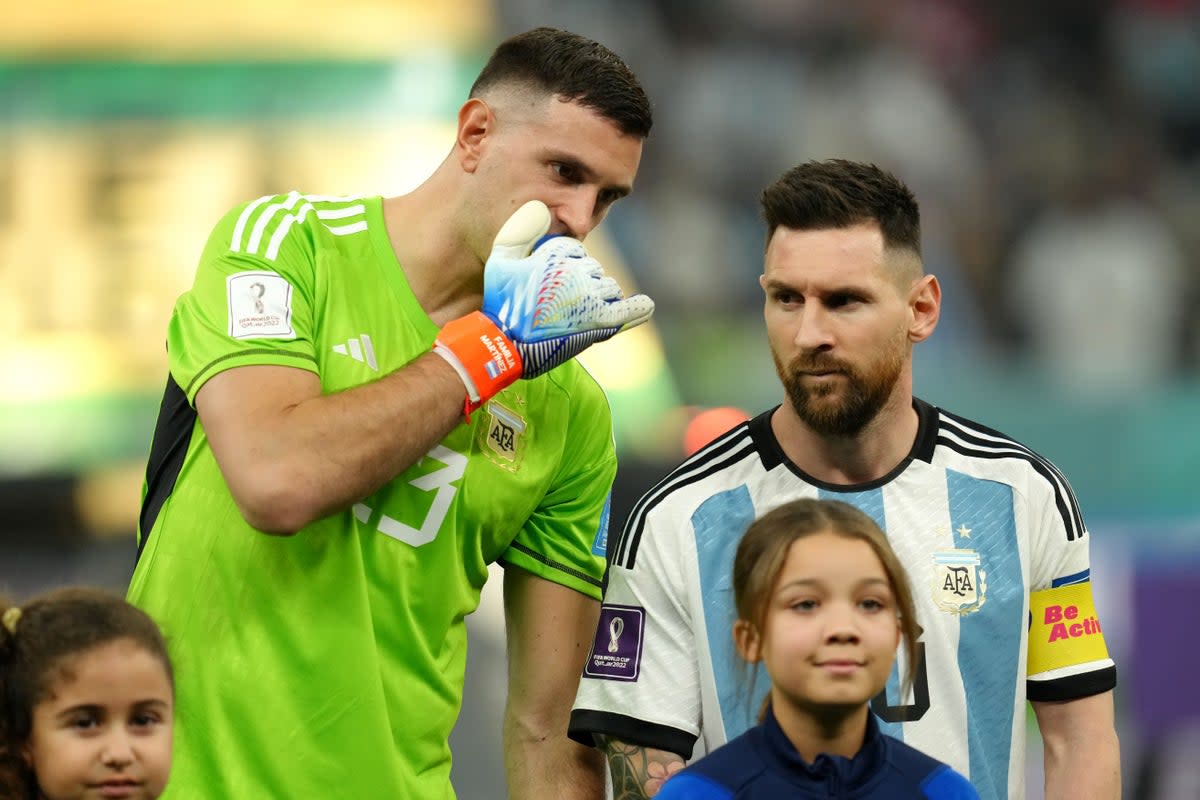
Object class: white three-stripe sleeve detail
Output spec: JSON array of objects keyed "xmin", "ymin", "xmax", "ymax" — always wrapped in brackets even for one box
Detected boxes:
[
  {"xmin": 230, "ymin": 194, "xmax": 273, "ymax": 252},
  {"xmin": 324, "ymin": 221, "xmax": 369, "ymax": 236},
  {"xmin": 246, "ymin": 191, "xmax": 302, "ymax": 256},
  {"xmin": 265, "ymin": 202, "xmax": 315, "ymax": 261},
  {"xmin": 316, "ymin": 204, "xmax": 366, "ymax": 219}
]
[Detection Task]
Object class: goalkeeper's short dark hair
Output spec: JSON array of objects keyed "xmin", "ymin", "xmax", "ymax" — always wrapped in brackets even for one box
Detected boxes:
[
  {"xmin": 470, "ymin": 27, "xmax": 653, "ymax": 138},
  {"xmin": 760, "ymin": 159, "xmax": 921, "ymax": 257}
]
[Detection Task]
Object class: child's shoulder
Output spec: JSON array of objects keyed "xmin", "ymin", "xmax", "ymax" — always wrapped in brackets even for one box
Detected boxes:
[
  {"xmin": 663, "ymin": 728, "xmax": 769, "ymax": 797},
  {"xmin": 687, "ymin": 728, "xmax": 767, "ymax": 780},
  {"xmin": 880, "ymin": 737, "xmax": 980, "ymax": 800}
]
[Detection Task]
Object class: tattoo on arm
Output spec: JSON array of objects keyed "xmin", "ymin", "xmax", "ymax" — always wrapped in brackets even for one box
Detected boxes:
[{"xmin": 602, "ymin": 737, "xmax": 686, "ymax": 799}]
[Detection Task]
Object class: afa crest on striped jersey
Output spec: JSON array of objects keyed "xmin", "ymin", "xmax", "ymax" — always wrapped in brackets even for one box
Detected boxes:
[{"xmin": 931, "ymin": 549, "xmax": 987, "ymax": 616}]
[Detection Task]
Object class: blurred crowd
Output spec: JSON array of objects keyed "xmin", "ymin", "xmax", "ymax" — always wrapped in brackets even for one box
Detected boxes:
[{"xmin": 499, "ymin": 0, "xmax": 1200, "ymax": 394}]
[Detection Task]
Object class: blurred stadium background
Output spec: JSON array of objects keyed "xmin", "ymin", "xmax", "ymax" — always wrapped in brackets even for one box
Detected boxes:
[{"xmin": 1, "ymin": 1, "xmax": 1197, "ymax": 796}]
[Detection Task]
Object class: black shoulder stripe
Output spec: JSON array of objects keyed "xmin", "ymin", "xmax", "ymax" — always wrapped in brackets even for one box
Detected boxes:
[
  {"xmin": 940, "ymin": 410, "xmax": 1077, "ymax": 493},
  {"xmin": 138, "ymin": 376, "xmax": 197, "ymax": 561},
  {"xmin": 938, "ymin": 433, "xmax": 1082, "ymax": 541},
  {"xmin": 612, "ymin": 426, "xmax": 755, "ymax": 570},
  {"xmin": 938, "ymin": 412, "xmax": 1085, "ymax": 538},
  {"xmin": 610, "ymin": 424, "xmax": 750, "ymax": 567},
  {"xmin": 937, "ymin": 415, "xmax": 1085, "ymax": 541}
]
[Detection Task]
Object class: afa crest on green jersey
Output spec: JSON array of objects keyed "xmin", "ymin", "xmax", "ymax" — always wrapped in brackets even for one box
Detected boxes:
[{"xmin": 479, "ymin": 400, "xmax": 527, "ymax": 471}]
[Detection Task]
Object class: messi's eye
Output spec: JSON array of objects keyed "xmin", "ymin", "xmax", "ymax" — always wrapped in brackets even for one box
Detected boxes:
[{"xmin": 827, "ymin": 292, "xmax": 866, "ymax": 309}]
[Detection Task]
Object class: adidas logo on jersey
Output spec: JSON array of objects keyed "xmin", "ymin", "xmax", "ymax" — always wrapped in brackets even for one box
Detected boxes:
[{"xmin": 332, "ymin": 335, "xmax": 378, "ymax": 370}]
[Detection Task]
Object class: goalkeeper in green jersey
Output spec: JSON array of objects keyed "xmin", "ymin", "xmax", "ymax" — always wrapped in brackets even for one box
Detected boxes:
[{"xmin": 127, "ymin": 27, "xmax": 653, "ymax": 800}]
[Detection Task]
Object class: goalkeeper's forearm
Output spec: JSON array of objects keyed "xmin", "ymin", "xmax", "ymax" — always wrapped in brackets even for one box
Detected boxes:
[{"xmin": 196, "ymin": 353, "xmax": 477, "ymax": 535}]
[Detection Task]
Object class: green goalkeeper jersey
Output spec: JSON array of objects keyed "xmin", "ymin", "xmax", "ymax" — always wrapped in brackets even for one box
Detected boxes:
[{"xmin": 128, "ymin": 192, "xmax": 615, "ymax": 799}]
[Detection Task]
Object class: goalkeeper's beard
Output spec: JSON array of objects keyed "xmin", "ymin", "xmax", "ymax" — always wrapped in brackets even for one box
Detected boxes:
[{"xmin": 774, "ymin": 338, "xmax": 906, "ymax": 438}]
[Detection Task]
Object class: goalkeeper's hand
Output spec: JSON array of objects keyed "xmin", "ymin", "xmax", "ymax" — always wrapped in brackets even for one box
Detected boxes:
[{"xmin": 433, "ymin": 200, "xmax": 655, "ymax": 414}]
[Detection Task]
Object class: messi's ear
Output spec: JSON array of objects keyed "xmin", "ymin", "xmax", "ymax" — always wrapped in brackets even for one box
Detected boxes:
[
  {"xmin": 733, "ymin": 619, "xmax": 762, "ymax": 663},
  {"xmin": 908, "ymin": 273, "xmax": 941, "ymax": 343}
]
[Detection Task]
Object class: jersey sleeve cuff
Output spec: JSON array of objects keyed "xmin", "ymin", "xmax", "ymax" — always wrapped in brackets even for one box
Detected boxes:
[
  {"xmin": 181, "ymin": 349, "xmax": 319, "ymax": 404},
  {"xmin": 568, "ymin": 709, "xmax": 697, "ymax": 759},
  {"xmin": 1027, "ymin": 664, "xmax": 1117, "ymax": 703},
  {"xmin": 498, "ymin": 546, "xmax": 603, "ymax": 601}
]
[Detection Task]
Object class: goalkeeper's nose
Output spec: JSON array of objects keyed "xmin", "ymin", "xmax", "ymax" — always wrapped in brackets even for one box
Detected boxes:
[{"xmin": 551, "ymin": 190, "xmax": 604, "ymax": 241}]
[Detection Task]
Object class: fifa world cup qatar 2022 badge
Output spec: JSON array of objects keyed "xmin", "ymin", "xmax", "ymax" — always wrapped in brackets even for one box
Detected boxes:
[
  {"xmin": 932, "ymin": 549, "xmax": 987, "ymax": 616},
  {"xmin": 226, "ymin": 271, "xmax": 295, "ymax": 340},
  {"xmin": 477, "ymin": 400, "xmax": 527, "ymax": 471},
  {"xmin": 584, "ymin": 605, "xmax": 645, "ymax": 682}
]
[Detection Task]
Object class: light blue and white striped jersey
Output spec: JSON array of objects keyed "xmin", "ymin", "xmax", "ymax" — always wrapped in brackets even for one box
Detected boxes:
[{"xmin": 570, "ymin": 400, "xmax": 1115, "ymax": 800}]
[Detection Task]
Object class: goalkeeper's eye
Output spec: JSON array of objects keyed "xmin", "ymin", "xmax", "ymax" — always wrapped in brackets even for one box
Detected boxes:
[
  {"xmin": 552, "ymin": 161, "xmax": 582, "ymax": 184},
  {"xmin": 598, "ymin": 188, "xmax": 622, "ymax": 208}
]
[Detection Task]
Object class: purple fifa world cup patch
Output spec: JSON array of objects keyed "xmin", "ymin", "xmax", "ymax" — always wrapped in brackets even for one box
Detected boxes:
[{"xmin": 584, "ymin": 604, "xmax": 645, "ymax": 682}]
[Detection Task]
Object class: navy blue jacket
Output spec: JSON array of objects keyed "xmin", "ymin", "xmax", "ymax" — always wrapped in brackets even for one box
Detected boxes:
[{"xmin": 654, "ymin": 709, "xmax": 979, "ymax": 799}]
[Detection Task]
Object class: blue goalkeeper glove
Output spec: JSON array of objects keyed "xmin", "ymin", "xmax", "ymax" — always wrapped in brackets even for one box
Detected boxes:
[
  {"xmin": 434, "ymin": 200, "xmax": 655, "ymax": 413},
  {"xmin": 483, "ymin": 200, "xmax": 655, "ymax": 377}
]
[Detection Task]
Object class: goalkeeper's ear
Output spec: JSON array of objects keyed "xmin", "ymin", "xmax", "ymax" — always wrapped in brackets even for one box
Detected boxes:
[{"xmin": 490, "ymin": 200, "xmax": 552, "ymax": 261}]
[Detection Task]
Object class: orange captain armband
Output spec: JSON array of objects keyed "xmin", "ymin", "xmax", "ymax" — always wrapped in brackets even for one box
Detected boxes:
[
  {"xmin": 1027, "ymin": 582, "xmax": 1111, "ymax": 677},
  {"xmin": 433, "ymin": 311, "xmax": 524, "ymax": 418}
]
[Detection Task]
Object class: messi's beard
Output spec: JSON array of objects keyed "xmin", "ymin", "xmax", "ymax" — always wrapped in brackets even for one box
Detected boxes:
[{"xmin": 774, "ymin": 343, "xmax": 905, "ymax": 437}]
